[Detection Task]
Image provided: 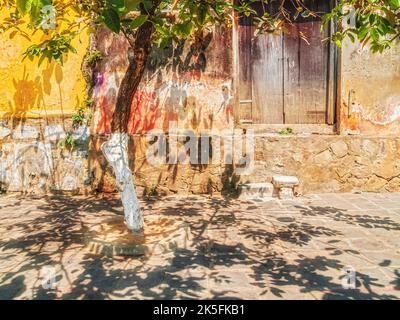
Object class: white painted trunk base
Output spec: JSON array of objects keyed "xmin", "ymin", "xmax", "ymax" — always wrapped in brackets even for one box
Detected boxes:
[{"xmin": 102, "ymin": 133, "xmax": 143, "ymax": 232}]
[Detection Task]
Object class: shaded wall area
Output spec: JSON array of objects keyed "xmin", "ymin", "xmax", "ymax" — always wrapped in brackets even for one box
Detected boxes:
[
  {"xmin": 92, "ymin": 26, "xmax": 234, "ymax": 135},
  {"xmin": 0, "ymin": 119, "xmax": 92, "ymax": 194},
  {"xmin": 90, "ymin": 27, "xmax": 236, "ymax": 194}
]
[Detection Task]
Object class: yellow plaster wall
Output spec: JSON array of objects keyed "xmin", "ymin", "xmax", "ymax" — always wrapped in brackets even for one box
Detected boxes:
[{"xmin": 0, "ymin": 12, "xmax": 89, "ymax": 119}]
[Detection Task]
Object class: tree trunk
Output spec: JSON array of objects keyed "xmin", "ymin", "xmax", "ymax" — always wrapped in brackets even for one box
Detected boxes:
[
  {"xmin": 101, "ymin": 21, "xmax": 155, "ymax": 233},
  {"xmin": 102, "ymin": 132, "xmax": 143, "ymax": 232}
]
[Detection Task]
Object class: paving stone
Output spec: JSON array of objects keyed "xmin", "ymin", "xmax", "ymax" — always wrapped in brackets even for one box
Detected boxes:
[
  {"xmin": 0, "ymin": 192, "xmax": 400, "ymax": 299},
  {"xmin": 368, "ymin": 201, "xmax": 400, "ymax": 209},
  {"xmin": 238, "ymin": 182, "xmax": 274, "ymax": 200},
  {"xmin": 349, "ymin": 200, "xmax": 382, "ymax": 210},
  {"xmin": 358, "ymin": 251, "xmax": 400, "ymax": 267}
]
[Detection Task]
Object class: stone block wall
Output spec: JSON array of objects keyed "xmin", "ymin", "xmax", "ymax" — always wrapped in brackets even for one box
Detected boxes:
[
  {"xmin": 89, "ymin": 135, "xmax": 237, "ymax": 196},
  {"xmin": 0, "ymin": 119, "xmax": 92, "ymax": 194},
  {"xmin": 89, "ymin": 133, "xmax": 400, "ymax": 196},
  {"xmin": 246, "ymin": 134, "xmax": 400, "ymax": 194},
  {"xmin": 1, "ymin": 124, "xmax": 400, "ymax": 195}
]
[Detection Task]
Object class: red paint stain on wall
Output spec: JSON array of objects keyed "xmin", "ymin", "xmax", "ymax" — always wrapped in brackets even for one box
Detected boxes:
[{"xmin": 128, "ymin": 90, "xmax": 160, "ymax": 134}]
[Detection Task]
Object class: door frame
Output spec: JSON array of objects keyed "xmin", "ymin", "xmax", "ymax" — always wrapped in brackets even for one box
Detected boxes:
[{"xmin": 232, "ymin": 0, "xmax": 340, "ymax": 133}]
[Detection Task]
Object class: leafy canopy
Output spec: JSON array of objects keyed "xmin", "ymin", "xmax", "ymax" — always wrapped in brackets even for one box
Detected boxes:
[
  {"xmin": 0, "ymin": 0, "xmax": 399, "ymax": 66},
  {"xmin": 1, "ymin": 0, "xmax": 250, "ymax": 64},
  {"xmin": 326, "ymin": 0, "xmax": 400, "ymax": 52}
]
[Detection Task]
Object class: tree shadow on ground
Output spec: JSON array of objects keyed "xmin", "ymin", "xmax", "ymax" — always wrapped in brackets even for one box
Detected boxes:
[
  {"xmin": 295, "ymin": 205, "xmax": 400, "ymax": 231},
  {"xmin": 0, "ymin": 195, "xmax": 399, "ymax": 299}
]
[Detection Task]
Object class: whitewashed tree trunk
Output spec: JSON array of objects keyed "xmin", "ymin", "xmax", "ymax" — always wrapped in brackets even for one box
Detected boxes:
[{"xmin": 101, "ymin": 133, "xmax": 144, "ymax": 232}]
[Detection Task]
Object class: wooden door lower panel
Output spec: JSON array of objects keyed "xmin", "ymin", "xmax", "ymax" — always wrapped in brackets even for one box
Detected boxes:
[
  {"xmin": 237, "ymin": 20, "xmax": 253, "ymax": 123},
  {"xmin": 251, "ymin": 31, "xmax": 284, "ymax": 124},
  {"xmin": 284, "ymin": 22, "xmax": 329, "ymax": 124}
]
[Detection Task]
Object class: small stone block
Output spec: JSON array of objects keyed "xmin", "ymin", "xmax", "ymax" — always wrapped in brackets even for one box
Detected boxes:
[
  {"xmin": 12, "ymin": 125, "xmax": 39, "ymax": 140},
  {"xmin": 272, "ymin": 175, "xmax": 300, "ymax": 188},
  {"xmin": 278, "ymin": 187, "xmax": 294, "ymax": 200},
  {"xmin": 44, "ymin": 125, "xmax": 66, "ymax": 142}
]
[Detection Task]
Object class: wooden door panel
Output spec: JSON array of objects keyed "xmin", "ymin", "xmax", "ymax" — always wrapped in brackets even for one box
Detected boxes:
[
  {"xmin": 284, "ymin": 22, "xmax": 329, "ymax": 124},
  {"xmin": 238, "ymin": 21, "xmax": 254, "ymax": 122},
  {"xmin": 252, "ymin": 32, "xmax": 284, "ymax": 124}
]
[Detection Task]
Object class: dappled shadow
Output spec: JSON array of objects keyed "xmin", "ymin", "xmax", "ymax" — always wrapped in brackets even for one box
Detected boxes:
[
  {"xmin": 0, "ymin": 195, "xmax": 121, "ymax": 299},
  {"xmin": 0, "ymin": 195, "xmax": 399, "ymax": 299},
  {"xmin": 295, "ymin": 205, "xmax": 400, "ymax": 231}
]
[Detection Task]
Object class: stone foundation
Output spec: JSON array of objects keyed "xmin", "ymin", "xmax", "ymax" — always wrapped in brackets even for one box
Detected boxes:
[
  {"xmin": 91, "ymin": 133, "xmax": 400, "ymax": 195},
  {"xmin": 0, "ymin": 119, "xmax": 92, "ymax": 194},
  {"xmin": 248, "ymin": 134, "xmax": 400, "ymax": 194},
  {"xmin": 1, "ymin": 120, "xmax": 400, "ymax": 195},
  {"xmin": 89, "ymin": 135, "xmax": 236, "ymax": 196}
]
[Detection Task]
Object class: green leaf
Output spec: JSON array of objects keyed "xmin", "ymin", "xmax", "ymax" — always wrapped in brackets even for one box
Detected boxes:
[
  {"xmin": 388, "ymin": 0, "xmax": 400, "ymax": 10},
  {"xmin": 370, "ymin": 28, "xmax": 380, "ymax": 42},
  {"xmin": 142, "ymin": 0, "xmax": 153, "ymax": 11},
  {"xmin": 357, "ymin": 26, "xmax": 369, "ymax": 41},
  {"xmin": 125, "ymin": 0, "xmax": 141, "ymax": 12},
  {"xmin": 176, "ymin": 21, "xmax": 193, "ymax": 37},
  {"xmin": 158, "ymin": 36, "xmax": 171, "ymax": 50},
  {"xmin": 198, "ymin": 5, "xmax": 207, "ymax": 25},
  {"xmin": 107, "ymin": 0, "xmax": 125, "ymax": 12},
  {"xmin": 16, "ymin": 0, "xmax": 33, "ymax": 15},
  {"xmin": 102, "ymin": 8, "xmax": 121, "ymax": 34},
  {"xmin": 130, "ymin": 15, "xmax": 148, "ymax": 29}
]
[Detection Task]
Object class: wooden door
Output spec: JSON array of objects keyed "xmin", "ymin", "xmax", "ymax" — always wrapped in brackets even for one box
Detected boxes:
[{"xmin": 237, "ymin": 0, "xmax": 336, "ymax": 125}]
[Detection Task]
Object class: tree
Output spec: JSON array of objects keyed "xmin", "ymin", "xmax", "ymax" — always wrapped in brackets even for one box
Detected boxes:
[
  {"xmin": 0, "ymin": 0, "xmax": 244, "ymax": 233},
  {"xmin": 325, "ymin": 0, "xmax": 400, "ymax": 52},
  {"xmin": 1, "ymin": 0, "xmax": 398, "ymax": 233}
]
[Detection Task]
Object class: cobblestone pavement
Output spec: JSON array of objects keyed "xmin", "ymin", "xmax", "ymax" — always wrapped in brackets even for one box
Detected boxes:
[{"xmin": 0, "ymin": 192, "xmax": 399, "ymax": 300}]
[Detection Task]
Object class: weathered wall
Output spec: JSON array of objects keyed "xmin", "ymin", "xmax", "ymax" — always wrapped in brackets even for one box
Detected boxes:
[
  {"xmin": 340, "ymin": 40, "xmax": 400, "ymax": 135},
  {"xmin": 88, "ymin": 27, "xmax": 237, "ymax": 195},
  {"xmin": 92, "ymin": 26, "xmax": 234, "ymax": 135},
  {"xmin": 0, "ymin": 119, "xmax": 92, "ymax": 194},
  {"xmin": 90, "ymin": 135, "xmax": 236, "ymax": 195},
  {"xmin": 249, "ymin": 135, "xmax": 400, "ymax": 194},
  {"xmin": 1, "ymin": 23, "xmax": 400, "ymax": 195},
  {"xmin": 0, "ymin": 25, "xmax": 235, "ymax": 195},
  {"xmin": 0, "ymin": 12, "xmax": 89, "ymax": 119},
  {"xmin": 88, "ymin": 29, "xmax": 400, "ymax": 195},
  {"xmin": 88, "ymin": 133, "xmax": 400, "ymax": 195},
  {"xmin": 0, "ymin": 10, "xmax": 90, "ymax": 193}
]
